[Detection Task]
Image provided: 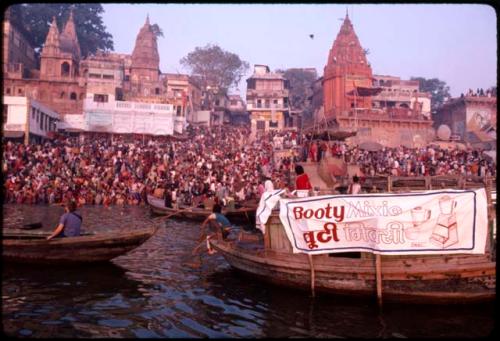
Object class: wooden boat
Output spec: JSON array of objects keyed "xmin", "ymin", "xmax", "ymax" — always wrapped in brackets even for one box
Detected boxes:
[
  {"xmin": 210, "ymin": 177, "xmax": 496, "ymax": 304},
  {"xmin": 147, "ymin": 194, "xmax": 256, "ymax": 223},
  {"xmin": 2, "ymin": 227, "xmax": 157, "ymax": 264}
]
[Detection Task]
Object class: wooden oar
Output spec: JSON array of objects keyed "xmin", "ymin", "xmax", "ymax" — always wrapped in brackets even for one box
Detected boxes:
[{"xmin": 21, "ymin": 222, "xmax": 43, "ymax": 230}]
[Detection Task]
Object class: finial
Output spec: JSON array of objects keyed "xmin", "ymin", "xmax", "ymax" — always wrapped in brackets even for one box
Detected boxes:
[
  {"xmin": 146, "ymin": 14, "xmax": 150, "ymax": 25},
  {"xmin": 346, "ymin": 7, "xmax": 349, "ymax": 18}
]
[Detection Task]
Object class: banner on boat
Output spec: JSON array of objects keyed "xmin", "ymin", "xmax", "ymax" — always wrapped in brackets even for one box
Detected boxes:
[{"xmin": 279, "ymin": 188, "xmax": 489, "ymax": 255}]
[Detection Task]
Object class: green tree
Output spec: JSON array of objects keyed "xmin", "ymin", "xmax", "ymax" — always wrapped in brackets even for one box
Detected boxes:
[
  {"xmin": 277, "ymin": 68, "xmax": 317, "ymax": 111},
  {"xmin": 488, "ymin": 86, "xmax": 496, "ymax": 97},
  {"xmin": 150, "ymin": 23, "xmax": 164, "ymax": 38},
  {"xmin": 8, "ymin": 3, "xmax": 114, "ymax": 59},
  {"xmin": 410, "ymin": 77, "xmax": 451, "ymax": 112},
  {"xmin": 180, "ymin": 44, "xmax": 249, "ymax": 95}
]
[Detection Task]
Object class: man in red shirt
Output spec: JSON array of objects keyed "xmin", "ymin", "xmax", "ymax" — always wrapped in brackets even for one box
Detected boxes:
[{"xmin": 295, "ymin": 165, "xmax": 312, "ymax": 190}]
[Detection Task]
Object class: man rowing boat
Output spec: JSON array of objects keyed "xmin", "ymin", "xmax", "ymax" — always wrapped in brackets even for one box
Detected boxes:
[
  {"xmin": 192, "ymin": 203, "xmax": 233, "ymax": 255},
  {"xmin": 47, "ymin": 200, "xmax": 82, "ymax": 240}
]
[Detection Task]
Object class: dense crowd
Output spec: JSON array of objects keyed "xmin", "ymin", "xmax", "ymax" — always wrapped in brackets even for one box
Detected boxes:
[
  {"xmin": 3, "ymin": 126, "xmax": 496, "ymax": 206},
  {"xmin": 3, "ymin": 127, "xmax": 289, "ymax": 206}
]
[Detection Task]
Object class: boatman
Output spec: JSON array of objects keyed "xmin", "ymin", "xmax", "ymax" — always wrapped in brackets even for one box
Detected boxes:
[
  {"xmin": 192, "ymin": 203, "xmax": 233, "ymax": 255},
  {"xmin": 46, "ymin": 200, "xmax": 82, "ymax": 240}
]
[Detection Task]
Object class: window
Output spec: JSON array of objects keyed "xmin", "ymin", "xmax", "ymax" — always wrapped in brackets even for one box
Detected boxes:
[
  {"xmin": 3, "ymin": 104, "xmax": 8, "ymax": 123},
  {"xmin": 124, "ymin": 75, "xmax": 130, "ymax": 81},
  {"xmin": 283, "ymin": 97, "xmax": 288, "ymax": 107},
  {"xmin": 102, "ymin": 74, "xmax": 114, "ymax": 80},
  {"xmin": 269, "ymin": 121, "xmax": 278, "ymax": 128},
  {"xmin": 61, "ymin": 62, "xmax": 70, "ymax": 77},
  {"xmin": 215, "ymin": 99, "xmax": 220, "ymax": 106},
  {"xmin": 115, "ymin": 88, "xmax": 124, "ymax": 101},
  {"xmin": 257, "ymin": 99, "xmax": 262, "ymax": 108},
  {"xmin": 60, "ymin": 92, "xmax": 65, "ymax": 99},
  {"xmin": 18, "ymin": 88, "xmax": 24, "ymax": 95},
  {"xmin": 32, "ymin": 108, "xmax": 36, "ymax": 119},
  {"xmin": 70, "ymin": 92, "xmax": 77, "ymax": 100},
  {"xmin": 36, "ymin": 111, "xmax": 39, "ymax": 123},
  {"xmin": 265, "ymin": 99, "xmax": 270, "ymax": 108},
  {"xmin": 89, "ymin": 73, "xmax": 101, "ymax": 78},
  {"xmin": 256, "ymin": 120, "xmax": 265, "ymax": 130},
  {"xmin": 93, "ymin": 94, "xmax": 109, "ymax": 103},
  {"xmin": 39, "ymin": 113, "xmax": 44, "ymax": 130},
  {"xmin": 155, "ymin": 88, "xmax": 160, "ymax": 95},
  {"xmin": 176, "ymin": 106, "xmax": 182, "ymax": 116},
  {"xmin": 6, "ymin": 88, "xmax": 11, "ymax": 95}
]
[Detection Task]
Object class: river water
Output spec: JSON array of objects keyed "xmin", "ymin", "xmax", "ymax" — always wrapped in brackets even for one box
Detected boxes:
[{"xmin": 2, "ymin": 204, "xmax": 495, "ymax": 338}]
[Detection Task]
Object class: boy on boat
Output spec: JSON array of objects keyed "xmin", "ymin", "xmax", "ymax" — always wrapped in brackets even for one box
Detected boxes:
[
  {"xmin": 46, "ymin": 200, "xmax": 82, "ymax": 240},
  {"xmin": 193, "ymin": 203, "xmax": 233, "ymax": 255}
]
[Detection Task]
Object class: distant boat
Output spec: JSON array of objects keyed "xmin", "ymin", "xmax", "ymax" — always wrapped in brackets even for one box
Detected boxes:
[
  {"xmin": 2, "ymin": 227, "xmax": 157, "ymax": 264},
  {"xmin": 147, "ymin": 194, "xmax": 256, "ymax": 223}
]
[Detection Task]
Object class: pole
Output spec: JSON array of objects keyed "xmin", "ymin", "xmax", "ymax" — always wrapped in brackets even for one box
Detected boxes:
[
  {"xmin": 375, "ymin": 254, "xmax": 383, "ymax": 307},
  {"xmin": 308, "ymin": 254, "xmax": 316, "ymax": 297},
  {"xmin": 24, "ymin": 96, "xmax": 30, "ymax": 145}
]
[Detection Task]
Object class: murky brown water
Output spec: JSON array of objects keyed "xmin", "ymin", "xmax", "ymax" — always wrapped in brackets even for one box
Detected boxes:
[{"xmin": 2, "ymin": 204, "xmax": 495, "ymax": 338}]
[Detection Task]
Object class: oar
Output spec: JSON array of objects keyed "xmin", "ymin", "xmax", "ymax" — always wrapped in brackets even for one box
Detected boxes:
[
  {"xmin": 160, "ymin": 205, "xmax": 199, "ymax": 220},
  {"xmin": 21, "ymin": 222, "xmax": 43, "ymax": 230}
]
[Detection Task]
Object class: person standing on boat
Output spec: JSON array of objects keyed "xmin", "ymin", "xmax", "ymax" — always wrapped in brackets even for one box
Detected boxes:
[
  {"xmin": 193, "ymin": 203, "xmax": 233, "ymax": 255},
  {"xmin": 347, "ymin": 175, "xmax": 362, "ymax": 194},
  {"xmin": 295, "ymin": 165, "xmax": 312, "ymax": 191},
  {"xmin": 46, "ymin": 200, "xmax": 82, "ymax": 240}
]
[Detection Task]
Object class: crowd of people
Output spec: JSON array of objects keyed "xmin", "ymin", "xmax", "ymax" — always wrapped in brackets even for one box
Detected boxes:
[
  {"xmin": 297, "ymin": 138, "xmax": 496, "ymax": 177},
  {"xmin": 3, "ymin": 126, "xmax": 286, "ymax": 206},
  {"xmin": 3, "ymin": 126, "xmax": 496, "ymax": 206}
]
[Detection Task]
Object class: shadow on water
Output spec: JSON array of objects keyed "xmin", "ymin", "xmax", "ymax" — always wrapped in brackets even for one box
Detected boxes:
[
  {"xmin": 2, "ymin": 262, "xmax": 144, "ymax": 338},
  {"xmin": 204, "ymin": 266, "xmax": 496, "ymax": 338}
]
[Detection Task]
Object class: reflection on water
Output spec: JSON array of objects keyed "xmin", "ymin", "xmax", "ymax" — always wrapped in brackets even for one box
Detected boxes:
[{"xmin": 2, "ymin": 205, "xmax": 495, "ymax": 338}]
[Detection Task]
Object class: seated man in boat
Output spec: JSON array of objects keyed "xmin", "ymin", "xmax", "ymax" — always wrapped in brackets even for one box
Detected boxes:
[
  {"xmin": 46, "ymin": 200, "xmax": 82, "ymax": 240},
  {"xmin": 193, "ymin": 203, "xmax": 233, "ymax": 255}
]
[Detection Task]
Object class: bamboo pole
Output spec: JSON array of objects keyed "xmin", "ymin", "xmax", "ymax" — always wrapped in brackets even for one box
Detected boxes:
[
  {"xmin": 375, "ymin": 254, "xmax": 383, "ymax": 307},
  {"xmin": 308, "ymin": 254, "xmax": 315, "ymax": 298}
]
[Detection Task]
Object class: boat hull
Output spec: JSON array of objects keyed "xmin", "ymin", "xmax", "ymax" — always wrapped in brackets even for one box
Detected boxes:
[
  {"xmin": 210, "ymin": 238, "xmax": 495, "ymax": 304},
  {"xmin": 147, "ymin": 194, "xmax": 255, "ymax": 223},
  {"xmin": 2, "ymin": 228, "xmax": 156, "ymax": 264}
]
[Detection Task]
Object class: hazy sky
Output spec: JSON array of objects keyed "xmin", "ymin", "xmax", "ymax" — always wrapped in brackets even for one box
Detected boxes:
[{"xmin": 101, "ymin": 3, "xmax": 496, "ymax": 97}]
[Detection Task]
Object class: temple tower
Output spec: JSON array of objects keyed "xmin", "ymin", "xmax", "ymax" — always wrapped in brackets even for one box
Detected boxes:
[
  {"xmin": 40, "ymin": 10, "xmax": 81, "ymax": 80},
  {"xmin": 130, "ymin": 15, "xmax": 160, "ymax": 84},
  {"xmin": 323, "ymin": 13, "xmax": 373, "ymax": 118}
]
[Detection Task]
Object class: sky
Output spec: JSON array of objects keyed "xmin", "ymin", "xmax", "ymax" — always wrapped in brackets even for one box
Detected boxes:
[{"xmin": 101, "ymin": 3, "xmax": 497, "ymax": 98}]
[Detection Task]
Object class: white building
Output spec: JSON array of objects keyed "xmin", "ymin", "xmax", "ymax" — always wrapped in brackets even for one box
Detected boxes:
[
  {"xmin": 3, "ymin": 96, "xmax": 60, "ymax": 142},
  {"xmin": 59, "ymin": 93, "xmax": 182, "ymax": 135}
]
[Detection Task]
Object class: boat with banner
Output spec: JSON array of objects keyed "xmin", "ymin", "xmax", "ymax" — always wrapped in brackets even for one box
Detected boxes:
[
  {"xmin": 2, "ymin": 227, "xmax": 157, "ymax": 264},
  {"xmin": 147, "ymin": 194, "xmax": 256, "ymax": 223},
  {"xmin": 210, "ymin": 177, "xmax": 496, "ymax": 304}
]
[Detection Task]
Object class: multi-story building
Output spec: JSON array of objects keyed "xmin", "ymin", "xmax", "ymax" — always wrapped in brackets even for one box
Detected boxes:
[
  {"xmin": 246, "ymin": 64, "xmax": 290, "ymax": 134},
  {"xmin": 2, "ymin": 13, "xmax": 188, "ymax": 139},
  {"xmin": 372, "ymin": 75, "xmax": 431, "ymax": 119},
  {"xmin": 435, "ymin": 94, "xmax": 496, "ymax": 149},
  {"xmin": 320, "ymin": 13, "xmax": 434, "ymax": 147},
  {"xmin": 3, "ymin": 8, "xmax": 37, "ymax": 80},
  {"xmin": 3, "ymin": 96, "xmax": 60, "ymax": 143}
]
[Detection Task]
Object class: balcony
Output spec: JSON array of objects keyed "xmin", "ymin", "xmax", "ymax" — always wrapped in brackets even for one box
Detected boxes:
[{"xmin": 84, "ymin": 98, "xmax": 174, "ymax": 114}]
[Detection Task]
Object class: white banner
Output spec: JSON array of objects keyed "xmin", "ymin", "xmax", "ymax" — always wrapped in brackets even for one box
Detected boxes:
[{"xmin": 279, "ymin": 188, "xmax": 488, "ymax": 255}]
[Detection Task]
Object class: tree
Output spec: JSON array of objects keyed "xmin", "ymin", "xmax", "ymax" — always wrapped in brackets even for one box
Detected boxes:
[
  {"xmin": 8, "ymin": 3, "xmax": 114, "ymax": 59},
  {"xmin": 180, "ymin": 44, "xmax": 249, "ymax": 95},
  {"xmin": 488, "ymin": 86, "xmax": 496, "ymax": 97},
  {"xmin": 150, "ymin": 23, "xmax": 163, "ymax": 38},
  {"xmin": 277, "ymin": 68, "xmax": 317, "ymax": 111},
  {"xmin": 410, "ymin": 77, "xmax": 451, "ymax": 112}
]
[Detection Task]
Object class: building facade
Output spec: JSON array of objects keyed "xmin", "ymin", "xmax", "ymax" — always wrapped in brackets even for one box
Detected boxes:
[
  {"xmin": 246, "ymin": 65, "xmax": 290, "ymax": 134},
  {"xmin": 435, "ymin": 95, "xmax": 496, "ymax": 149},
  {"xmin": 3, "ymin": 96, "xmax": 60, "ymax": 142},
  {"xmin": 2, "ymin": 14, "xmax": 188, "ymax": 136}
]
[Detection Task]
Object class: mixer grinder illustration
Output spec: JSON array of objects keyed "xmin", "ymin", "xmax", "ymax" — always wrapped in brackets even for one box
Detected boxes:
[{"xmin": 429, "ymin": 195, "xmax": 459, "ymax": 248}]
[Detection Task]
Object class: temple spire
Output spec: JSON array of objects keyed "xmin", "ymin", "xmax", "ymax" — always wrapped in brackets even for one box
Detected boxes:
[
  {"xmin": 42, "ymin": 16, "xmax": 60, "ymax": 54},
  {"xmin": 146, "ymin": 14, "xmax": 150, "ymax": 26}
]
